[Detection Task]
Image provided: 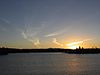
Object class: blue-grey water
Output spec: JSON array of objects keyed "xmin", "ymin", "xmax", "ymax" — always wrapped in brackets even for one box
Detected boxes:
[{"xmin": 0, "ymin": 53, "xmax": 100, "ymax": 75}]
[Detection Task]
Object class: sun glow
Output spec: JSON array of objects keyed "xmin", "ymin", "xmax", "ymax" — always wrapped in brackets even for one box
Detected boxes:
[
  {"xmin": 66, "ymin": 41, "xmax": 83, "ymax": 49},
  {"xmin": 66, "ymin": 39, "xmax": 92, "ymax": 49},
  {"xmin": 68, "ymin": 45, "xmax": 79, "ymax": 49}
]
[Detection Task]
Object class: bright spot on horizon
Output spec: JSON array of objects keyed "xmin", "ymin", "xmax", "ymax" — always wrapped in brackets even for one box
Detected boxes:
[
  {"xmin": 67, "ymin": 41, "xmax": 83, "ymax": 46},
  {"xmin": 68, "ymin": 45, "xmax": 79, "ymax": 49},
  {"xmin": 66, "ymin": 39, "xmax": 91, "ymax": 49},
  {"xmin": 66, "ymin": 41, "xmax": 84, "ymax": 49}
]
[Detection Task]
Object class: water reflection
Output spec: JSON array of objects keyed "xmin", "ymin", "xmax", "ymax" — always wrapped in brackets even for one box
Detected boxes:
[
  {"xmin": 64, "ymin": 54, "xmax": 100, "ymax": 75},
  {"xmin": 0, "ymin": 53, "xmax": 100, "ymax": 75}
]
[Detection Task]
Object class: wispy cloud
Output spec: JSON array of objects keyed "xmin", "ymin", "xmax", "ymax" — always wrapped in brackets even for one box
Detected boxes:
[
  {"xmin": 0, "ymin": 18, "xmax": 10, "ymax": 24},
  {"xmin": 20, "ymin": 23, "xmax": 47, "ymax": 47},
  {"xmin": 67, "ymin": 39, "xmax": 92, "ymax": 46},
  {"xmin": 67, "ymin": 41, "xmax": 83, "ymax": 46},
  {"xmin": 21, "ymin": 32, "xmax": 34, "ymax": 42},
  {"xmin": 52, "ymin": 38, "xmax": 63, "ymax": 47},
  {"xmin": 24, "ymin": 24, "xmax": 45, "ymax": 36},
  {"xmin": 0, "ymin": 17, "xmax": 18, "ymax": 32},
  {"xmin": 45, "ymin": 30, "xmax": 66, "ymax": 37},
  {"xmin": 34, "ymin": 38, "xmax": 40, "ymax": 46},
  {"xmin": 0, "ymin": 18, "xmax": 11, "ymax": 32},
  {"xmin": 45, "ymin": 26, "xmax": 71, "ymax": 37},
  {"xmin": 21, "ymin": 31, "xmax": 40, "ymax": 47}
]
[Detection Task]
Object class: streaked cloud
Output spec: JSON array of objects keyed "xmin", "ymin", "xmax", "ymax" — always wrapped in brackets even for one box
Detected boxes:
[
  {"xmin": 67, "ymin": 39, "xmax": 92, "ymax": 46},
  {"xmin": 45, "ymin": 30, "xmax": 66, "ymax": 37},
  {"xmin": 52, "ymin": 38, "xmax": 63, "ymax": 47},
  {"xmin": 0, "ymin": 18, "xmax": 10, "ymax": 32},
  {"xmin": 45, "ymin": 26, "xmax": 71, "ymax": 37},
  {"xmin": 0, "ymin": 18, "xmax": 10, "ymax": 25},
  {"xmin": 21, "ymin": 31, "xmax": 40, "ymax": 47},
  {"xmin": 34, "ymin": 38, "xmax": 40, "ymax": 46},
  {"xmin": 21, "ymin": 32, "xmax": 34, "ymax": 42}
]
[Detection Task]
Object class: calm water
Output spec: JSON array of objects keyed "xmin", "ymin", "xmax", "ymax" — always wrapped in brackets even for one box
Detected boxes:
[{"xmin": 0, "ymin": 53, "xmax": 100, "ymax": 75}]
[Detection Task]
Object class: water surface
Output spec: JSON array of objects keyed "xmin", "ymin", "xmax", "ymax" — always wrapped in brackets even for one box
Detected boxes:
[{"xmin": 0, "ymin": 53, "xmax": 100, "ymax": 75}]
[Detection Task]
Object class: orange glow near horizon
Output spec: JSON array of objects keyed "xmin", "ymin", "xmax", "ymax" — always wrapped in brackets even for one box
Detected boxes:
[
  {"xmin": 65, "ymin": 39, "xmax": 91, "ymax": 49},
  {"xmin": 66, "ymin": 41, "xmax": 83, "ymax": 49},
  {"xmin": 68, "ymin": 45, "xmax": 79, "ymax": 49}
]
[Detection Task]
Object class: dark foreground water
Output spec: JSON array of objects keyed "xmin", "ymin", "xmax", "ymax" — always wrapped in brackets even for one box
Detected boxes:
[{"xmin": 0, "ymin": 53, "xmax": 100, "ymax": 75}]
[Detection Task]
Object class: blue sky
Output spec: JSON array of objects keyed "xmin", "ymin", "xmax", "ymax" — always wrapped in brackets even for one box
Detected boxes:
[{"xmin": 0, "ymin": 0, "xmax": 100, "ymax": 48}]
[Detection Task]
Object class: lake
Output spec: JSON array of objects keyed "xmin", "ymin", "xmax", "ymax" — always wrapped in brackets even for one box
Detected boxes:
[{"xmin": 0, "ymin": 53, "xmax": 100, "ymax": 75}]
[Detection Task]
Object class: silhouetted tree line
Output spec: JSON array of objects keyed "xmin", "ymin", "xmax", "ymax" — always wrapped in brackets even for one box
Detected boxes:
[{"xmin": 0, "ymin": 47, "xmax": 100, "ymax": 55}]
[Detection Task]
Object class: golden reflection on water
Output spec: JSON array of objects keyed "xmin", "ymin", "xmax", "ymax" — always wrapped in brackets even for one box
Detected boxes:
[{"xmin": 65, "ymin": 55, "xmax": 87, "ymax": 74}]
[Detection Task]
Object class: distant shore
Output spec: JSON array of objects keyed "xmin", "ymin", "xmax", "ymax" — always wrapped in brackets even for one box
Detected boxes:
[{"xmin": 0, "ymin": 48, "xmax": 100, "ymax": 55}]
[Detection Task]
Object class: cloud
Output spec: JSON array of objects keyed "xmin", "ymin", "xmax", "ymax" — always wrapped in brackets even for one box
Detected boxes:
[
  {"xmin": 0, "ymin": 18, "xmax": 10, "ymax": 24},
  {"xmin": 20, "ymin": 23, "xmax": 47, "ymax": 47},
  {"xmin": 67, "ymin": 41, "xmax": 83, "ymax": 46},
  {"xmin": 67, "ymin": 39, "xmax": 92, "ymax": 46},
  {"xmin": 45, "ymin": 33, "xmax": 58, "ymax": 37},
  {"xmin": 0, "ymin": 18, "xmax": 11, "ymax": 32},
  {"xmin": 52, "ymin": 38, "xmax": 63, "ymax": 47},
  {"xmin": 21, "ymin": 32, "xmax": 27, "ymax": 39},
  {"xmin": 34, "ymin": 38, "xmax": 40, "ymax": 46},
  {"xmin": 45, "ymin": 30, "xmax": 66, "ymax": 37},
  {"xmin": 23, "ymin": 23, "xmax": 45, "ymax": 37},
  {"xmin": 0, "ymin": 18, "xmax": 18, "ymax": 32},
  {"xmin": 44, "ymin": 26, "xmax": 71, "ymax": 37},
  {"xmin": 21, "ymin": 31, "xmax": 40, "ymax": 47},
  {"xmin": 21, "ymin": 32, "xmax": 34, "ymax": 42}
]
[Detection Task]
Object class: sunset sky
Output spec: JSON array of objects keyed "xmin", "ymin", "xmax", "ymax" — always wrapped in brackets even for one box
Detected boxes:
[{"xmin": 0, "ymin": 0, "xmax": 100, "ymax": 49}]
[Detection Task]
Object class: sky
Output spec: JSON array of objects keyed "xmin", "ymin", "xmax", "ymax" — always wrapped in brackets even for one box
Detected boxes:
[{"xmin": 0, "ymin": 0, "xmax": 100, "ymax": 49}]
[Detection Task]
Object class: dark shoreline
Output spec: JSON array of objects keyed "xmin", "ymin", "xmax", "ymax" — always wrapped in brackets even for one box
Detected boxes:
[{"xmin": 0, "ymin": 48, "xmax": 100, "ymax": 55}]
